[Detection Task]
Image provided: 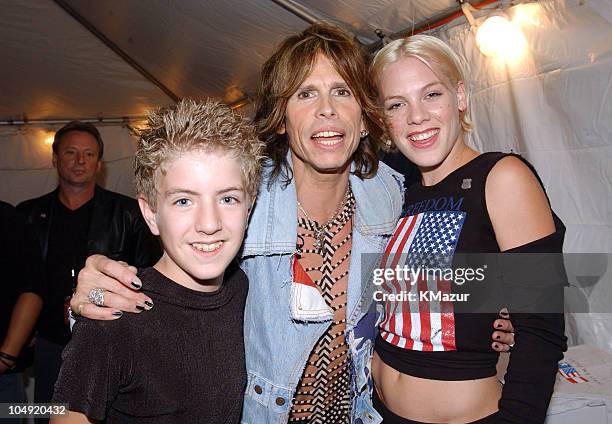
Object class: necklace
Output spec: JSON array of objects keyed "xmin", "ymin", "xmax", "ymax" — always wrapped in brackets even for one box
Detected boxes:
[{"xmin": 297, "ymin": 185, "xmax": 351, "ymax": 252}]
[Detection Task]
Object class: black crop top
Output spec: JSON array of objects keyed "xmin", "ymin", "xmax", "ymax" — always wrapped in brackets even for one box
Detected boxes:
[{"xmin": 374, "ymin": 152, "xmax": 567, "ymax": 423}]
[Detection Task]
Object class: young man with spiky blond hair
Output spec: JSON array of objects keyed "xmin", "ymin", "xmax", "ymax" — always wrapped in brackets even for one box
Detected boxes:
[{"xmin": 51, "ymin": 99, "xmax": 264, "ymax": 424}]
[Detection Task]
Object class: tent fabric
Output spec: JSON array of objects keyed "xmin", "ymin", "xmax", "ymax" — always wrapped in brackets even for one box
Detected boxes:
[
  {"xmin": 0, "ymin": 0, "xmax": 467, "ymax": 122},
  {"xmin": 0, "ymin": 1, "xmax": 173, "ymax": 121},
  {"xmin": 0, "ymin": 0, "xmax": 611, "ymax": 350}
]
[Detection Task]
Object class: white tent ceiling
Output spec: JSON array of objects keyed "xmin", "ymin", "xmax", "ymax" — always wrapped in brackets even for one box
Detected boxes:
[{"xmin": 0, "ymin": 0, "xmax": 470, "ymax": 122}]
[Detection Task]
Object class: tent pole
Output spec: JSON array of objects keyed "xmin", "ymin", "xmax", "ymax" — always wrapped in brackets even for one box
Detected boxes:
[
  {"xmin": 53, "ymin": 0, "xmax": 179, "ymax": 103},
  {"xmin": 269, "ymin": 0, "xmax": 326, "ymax": 24},
  {"xmin": 0, "ymin": 117, "xmax": 147, "ymax": 126}
]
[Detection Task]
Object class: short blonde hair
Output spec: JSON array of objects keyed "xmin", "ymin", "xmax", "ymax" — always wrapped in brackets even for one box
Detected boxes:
[
  {"xmin": 135, "ymin": 99, "xmax": 265, "ymax": 209},
  {"xmin": 370, "ymin": 34, "xmax": 473, "ymax": 133}
]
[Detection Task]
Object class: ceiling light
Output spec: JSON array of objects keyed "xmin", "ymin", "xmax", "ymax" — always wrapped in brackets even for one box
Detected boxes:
[
  {"xmin": 461, "ymin": 3, "xmax": 528, "ymax": 61},
  {"xmin": 476, "ymin": 13, "xmax": 528, "ymax": 60}
]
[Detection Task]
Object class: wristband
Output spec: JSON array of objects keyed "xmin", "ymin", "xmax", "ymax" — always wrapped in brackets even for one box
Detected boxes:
[
  {"xmin": 0, "ymin": 351, "xmax": 18, "ymax": 362},
  {"xmin": 0, "ymin": 356, "xmax": 16, "ymax": 371}
]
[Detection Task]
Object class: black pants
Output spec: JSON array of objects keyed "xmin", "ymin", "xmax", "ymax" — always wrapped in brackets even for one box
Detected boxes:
[{"xmin": 373, "ymin": 390, "xmax": 499, "ymax": 424}]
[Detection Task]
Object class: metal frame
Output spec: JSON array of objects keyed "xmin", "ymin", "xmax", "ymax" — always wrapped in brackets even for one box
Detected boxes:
[
  {"xmin": 53, "ymin": 0, "xmax": 179, "ymax": 102},
  {"xmin": 269, "ymin": 0, "xmax": 326, "ymax": 24},
  {"xmin": 0, "ymin": 116, "xmax": 147, "ymax": 126}
]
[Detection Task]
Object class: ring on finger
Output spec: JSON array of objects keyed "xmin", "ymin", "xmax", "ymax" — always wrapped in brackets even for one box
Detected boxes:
[
  {"xmin": 88, "ymin": 288, "xmax": 106, "ymax": 307},
  {"xmin": 76, "ymin": 302, "xmax": 86, "ymax": 316}
]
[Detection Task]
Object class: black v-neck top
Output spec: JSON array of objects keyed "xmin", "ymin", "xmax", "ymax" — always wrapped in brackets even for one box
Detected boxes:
[{"xmin": 42, "ymin": 196, "xmax": 94, "ymax": 344}]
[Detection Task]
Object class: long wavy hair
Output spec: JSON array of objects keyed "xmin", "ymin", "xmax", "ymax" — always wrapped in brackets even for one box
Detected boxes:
[{"xmin": 254, "ymin": 24, "xmax": 387, "ymax": 188}]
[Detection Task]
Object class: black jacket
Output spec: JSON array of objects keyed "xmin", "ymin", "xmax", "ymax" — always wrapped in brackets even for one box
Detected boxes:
[{"xmin": 17, "ymin": 185, "xmax": 161, "ymax": 268}]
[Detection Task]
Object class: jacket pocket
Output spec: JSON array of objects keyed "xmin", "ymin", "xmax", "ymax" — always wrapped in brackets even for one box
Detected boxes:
[{"xmin": 242, "ymin": 372, "xmax": 292, "ymax": 423}]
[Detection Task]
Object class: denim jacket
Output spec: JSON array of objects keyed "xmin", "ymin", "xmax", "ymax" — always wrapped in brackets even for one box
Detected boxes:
[{"xmin": 240, "ymin": 156, "xmax": 404, "ymax": 424}]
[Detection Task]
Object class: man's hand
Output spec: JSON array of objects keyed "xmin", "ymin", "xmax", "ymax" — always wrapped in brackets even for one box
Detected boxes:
[
  {"xmin": 70, "ymin": 255, "xmax": 153, "ymax": 320},
  {"xmin": 491, "ymin": 310, "xmax": 515, "ymax": 352}
]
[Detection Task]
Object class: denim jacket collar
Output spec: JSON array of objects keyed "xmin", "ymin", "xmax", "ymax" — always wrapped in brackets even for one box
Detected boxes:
[{"xmin": 242, "ymin": 152, "xmax": 404, "ymax": 257}]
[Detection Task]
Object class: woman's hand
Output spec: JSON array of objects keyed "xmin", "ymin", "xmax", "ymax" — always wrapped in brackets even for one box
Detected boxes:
[
  {"xmin": 70, "ymin": 255, "xmax": 153, "ymax": 320},
  {"xmin": 492, "ymin": 312, "xmax": 515, "ymax": 352}
]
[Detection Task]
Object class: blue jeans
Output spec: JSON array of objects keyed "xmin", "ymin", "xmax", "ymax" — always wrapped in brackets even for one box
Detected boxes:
[{"xmin": 0, "ymin": 372, "xmax": 26, "ymax": 423}]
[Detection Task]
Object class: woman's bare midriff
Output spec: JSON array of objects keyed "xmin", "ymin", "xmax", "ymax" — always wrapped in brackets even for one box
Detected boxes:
[{"xmin": 372, "ymin": 352, "xmax": 501, "ymax": 423}]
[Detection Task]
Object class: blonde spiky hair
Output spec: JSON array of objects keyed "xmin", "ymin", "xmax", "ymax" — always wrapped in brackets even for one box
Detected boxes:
[{"xmin": 134, "ymin": 98, "xmax": 265, "ymax": 209}]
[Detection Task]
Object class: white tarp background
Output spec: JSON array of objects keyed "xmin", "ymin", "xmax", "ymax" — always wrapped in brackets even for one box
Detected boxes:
[{"xmin": 0, "ymin": 0, "xmax": 611, "ymax": 351}]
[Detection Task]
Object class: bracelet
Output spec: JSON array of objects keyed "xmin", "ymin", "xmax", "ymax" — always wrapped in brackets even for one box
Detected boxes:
[
  {"xmin": 0, "ymin": 351, "xmax": 18, "ymax": 362},
  {"xmin": 0, "ymin": 356, "xmax": 16, "ymax": 370}
]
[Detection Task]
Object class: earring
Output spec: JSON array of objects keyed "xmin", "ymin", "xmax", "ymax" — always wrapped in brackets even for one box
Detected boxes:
[
  {"xmin": 360, "ymin": 130, "xmax": 369, "ymax": 138},
  {"xmin": 384, "ymin": 139, "xmax": 393, "ymax": 147}
]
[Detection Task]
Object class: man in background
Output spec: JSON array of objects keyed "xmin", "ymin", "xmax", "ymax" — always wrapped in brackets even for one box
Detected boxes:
[{"xmin": 17, "ymin": 121, "xmax": 161, "ymax": 416}]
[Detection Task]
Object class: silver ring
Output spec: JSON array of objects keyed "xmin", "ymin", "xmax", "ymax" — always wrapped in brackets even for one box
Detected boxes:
[{"xmin": 88, "ymin": 288, "xmax": 105, "ymax": 306}]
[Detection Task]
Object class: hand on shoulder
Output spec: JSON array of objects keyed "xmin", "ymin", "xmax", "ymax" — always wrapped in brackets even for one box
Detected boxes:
[{"xmin": 70, "ymin": 254, "xmax": 152, "ymax": 320}]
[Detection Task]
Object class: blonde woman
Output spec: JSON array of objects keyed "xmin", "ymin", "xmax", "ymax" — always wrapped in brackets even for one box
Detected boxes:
[{"xmin": 369, "ymin": 35, "xmax": 566, "ymax": 423}]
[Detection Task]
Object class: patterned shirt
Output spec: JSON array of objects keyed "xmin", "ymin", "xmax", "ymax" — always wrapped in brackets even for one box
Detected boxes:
[{"xmin": 288, "ymin": 189, "xmax": 355, "ymax": 424}]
